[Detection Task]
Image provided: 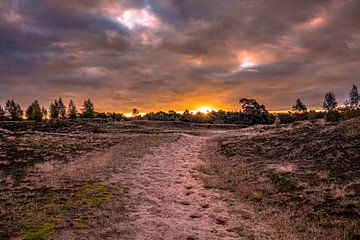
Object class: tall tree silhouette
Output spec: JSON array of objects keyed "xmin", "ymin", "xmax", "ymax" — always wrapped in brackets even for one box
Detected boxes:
[
  {"xmin": 41, "ymin": 107, "xmax": 48, "ymax": 120},
  {"xmin": 50, "ymin": 99, "xmax": 59, "ymax": 119},
  {"xmin": 68, "ymin": 100, "xmax": 78, "ymax": 119},
  {"xmin": 323, "ymin": 91, "xmax": 338, "ymax": 111},
  {"xmin": 26, "ymin": 100, "xmax": 43, "ymax": 122},
  {"xmin": 5, "ymin": 99, "xmax": 23, "ymax": 120},
  {"xmin": 82, "ymin": 99, "xmax": 95, "ymax": 118},
  {"xmin": 58, "ymin": 98, "xmax": 66, "ymax": 119},
  {"xmin": 347, "ymin": 84, "xmax": 359, "ymax": 108},
  {"xmin": 292, "ymin": 98, "xmax": 307, "ymax": 112},
  {"xmin": 0, "ymin": 105, "xmax": 5, "ymax": 120}
]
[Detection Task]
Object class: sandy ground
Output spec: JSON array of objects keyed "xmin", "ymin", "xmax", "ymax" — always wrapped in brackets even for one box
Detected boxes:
[
  {"xmin": 121, "ymin": 133, "xmax": 242, "ymax": 240},
  {"xmin": 47, "ymin": 131, "xmax": 262, "ymax": 239},
  {"xmin": 3, "ymin": 119, "xmax": 358, "ymax": 239},
  {"xmin": 2, "ymin": 128, "xmax": 275, "ymax": 239}
]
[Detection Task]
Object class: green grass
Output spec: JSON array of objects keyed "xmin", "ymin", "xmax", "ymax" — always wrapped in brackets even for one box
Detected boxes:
[
  {"xmin": 15, "ymin": 223, "xmax": 54, "ymax": 240},
  {"xmin": 76, "ymin": 184, "xmax": 114, "ymax": 207}
]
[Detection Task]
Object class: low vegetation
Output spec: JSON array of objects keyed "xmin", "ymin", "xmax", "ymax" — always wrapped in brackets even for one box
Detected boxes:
[{"xmin": 201, "ymin": 118, "xmax": 360, "ymax": 239}]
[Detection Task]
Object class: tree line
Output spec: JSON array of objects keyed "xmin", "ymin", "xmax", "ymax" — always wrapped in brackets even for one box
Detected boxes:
[
  {"xmin": 0, "ymin": 98, "xmax": 95, "ymax": 122},
  {"xmin": 143, "ymin": 84, "xmax": 359, "ymax": 124},
  {"xmin": 289, "ymin": 84, "xmax": 360, "ymax": 122},
  {"xmin": 0, "ymin": 84, "xmax": 359, "ymax": 124}
]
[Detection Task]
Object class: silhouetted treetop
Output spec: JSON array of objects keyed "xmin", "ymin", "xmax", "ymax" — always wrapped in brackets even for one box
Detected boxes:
[
  {"xmin": 292, "ymin": 98, "xmax": 307, "ymax": 112},
  {"xmin": 323, "ymin": 91, "xmax": 338, "ymax": 111},
  {"xmin": 68, "ymin": 100, "xmax": 77, "ymax": 119},
  {"xmin": 26, "ymin": 100, "xmax": 43, "ymax": 122},
  {"xmin": 82, "ymin": 99, "xmax": 95, "ymax": 118},
  {"xmin": 5, "ymin": 99, "xmax": 23, "ymax": 121},
  {"xmin": 239, "ymin": 98, "xmax": 268, "ymax": 115},
  {"xmin": 348, "ymin": 84, "xmax": 359, "ymax": 108}
]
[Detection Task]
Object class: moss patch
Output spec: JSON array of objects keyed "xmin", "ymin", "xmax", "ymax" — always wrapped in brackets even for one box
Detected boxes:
[
  {"xmin": 4, "ymin": 183, "xmax": 118, "ymax": 240},
  {"xmin": 74, "ymin": 184, "xmax": 115, "ymax": 207},
  {"xmin": 14, "ymin": 223, "xmax": 54, "ymax": 240}
]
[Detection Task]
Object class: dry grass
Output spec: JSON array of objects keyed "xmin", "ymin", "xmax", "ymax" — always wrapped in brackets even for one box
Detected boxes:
[
  {"xmin": 200, "ymin": 118, "xmax": 360, "ymax": 239},
  {"xmin": 0, "ymin": 120, "xmax": 180, "ymax": 239}
]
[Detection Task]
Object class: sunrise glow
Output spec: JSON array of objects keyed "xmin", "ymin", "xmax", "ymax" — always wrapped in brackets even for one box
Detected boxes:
[
  {"xmin": 194, "ymin": 106, "xmax": 217, "ymax": 114},
  {"xmin": 1, "ymin": 1, "xmax": 358, "ymax": 113}
]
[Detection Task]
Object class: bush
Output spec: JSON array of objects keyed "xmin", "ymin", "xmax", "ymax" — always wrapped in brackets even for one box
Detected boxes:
[
  {"xmin": 293, "ymin": 112, "xmax": 308, "ymax": 121},
  {"xmin": 343, "ymin": 108, "xmax": 360, "ymax": 120},
  {"xmin": 277, "ymin": 113, "xmax": 295, "ymax": 124},
  {"xmin": 307, "ymin": 110, "xmax": 324, "ymax": 120},
  {"xmin": 325, "ymin": 110, "xmax": 342, "ymax": 122}
]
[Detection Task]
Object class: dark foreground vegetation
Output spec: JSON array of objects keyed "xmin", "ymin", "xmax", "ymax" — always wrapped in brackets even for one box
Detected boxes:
[{"xmin": 201, "ymin": 117, "xmax": 360, "ymax": 239}]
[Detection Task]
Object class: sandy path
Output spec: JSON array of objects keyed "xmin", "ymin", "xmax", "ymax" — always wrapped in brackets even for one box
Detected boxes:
[{"xmin": 121, "ymin": 133, "xmax": 242, "ymax": 240}]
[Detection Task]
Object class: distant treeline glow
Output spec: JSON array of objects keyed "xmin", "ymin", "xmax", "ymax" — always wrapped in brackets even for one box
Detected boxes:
[{"xmin": 0, "ymin": 84, "xmax": 359, "ymax": 124}]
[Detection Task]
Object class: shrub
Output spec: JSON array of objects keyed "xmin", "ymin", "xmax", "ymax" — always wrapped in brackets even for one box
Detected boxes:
[
  {"xmin": 307, "ymin": 110, "xmax": 324, "ymax": 120},
  {"xmin": 325, "ymin": 110, "xmax": 342, "ymax": 122},
  {"xmin": 343, "ymin": 108, "xmax": 360, "ymax": 120},
  {"xmin": 277, "ymin": 113, "xmax": 295, "ymax": 124}
]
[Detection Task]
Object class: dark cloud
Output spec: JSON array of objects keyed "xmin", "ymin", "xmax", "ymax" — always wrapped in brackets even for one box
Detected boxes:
[{"xmin": 0, "ymin": 0, "xmax": 359, "ymax": 112}]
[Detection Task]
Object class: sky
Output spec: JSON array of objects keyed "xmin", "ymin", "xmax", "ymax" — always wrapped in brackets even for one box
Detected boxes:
[{"xmin": 0, "ymin": 0, "xmax": 359, "ymax": 113}]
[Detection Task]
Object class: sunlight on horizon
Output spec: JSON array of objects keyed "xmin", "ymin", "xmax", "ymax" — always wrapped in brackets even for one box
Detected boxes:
[{"xmin": 193, "ymin": 106, "xmax": 217, "ymax": 114}]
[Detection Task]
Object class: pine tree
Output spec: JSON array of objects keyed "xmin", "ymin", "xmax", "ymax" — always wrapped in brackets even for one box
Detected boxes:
[
  {"xmin": 5, "ymin": 99, "xmax": 23, "ymax": 120},
  {"xmin": 322, "ymin": 91, "xmax": 338, "ymax": 111},
  {"xmin": 68, "ymin": 100, "xmax": 78, "ymax": 119},
  {"xmin": 292, "ymin": 98, "xmax": 307, "ymax": 112},
  {"xmin": 348, "ymin": 84, "xmax": 359, "ymax": 108},
  {"xmin": 41, "ymin": 107, "xmax": 48, "ymax": 120},
  {"xmin": 58, "ymin": 98, "xmax": 66, "ymax": 119},
  {"xmin": 0, "ymin": 105, "xmax": 5, "ymax": 120},
  {"xmin": 26, "ymin": 100, "xmax": 43, "ymax": 122},
  {"xmin": 50, "ymin": 99, "xmax": 59, "ymax": 119},
  {"xmin": 81, "ymin": 99, "xmax": 95, "ymax": 118}
]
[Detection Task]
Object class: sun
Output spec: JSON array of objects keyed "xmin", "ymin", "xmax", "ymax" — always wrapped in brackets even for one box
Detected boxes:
[{"xmin": 194, "ymin": 106, "xmax": 217, "ymax": 114}]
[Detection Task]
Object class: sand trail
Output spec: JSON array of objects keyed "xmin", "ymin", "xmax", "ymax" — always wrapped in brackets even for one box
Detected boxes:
[{"xmin": 122, "ymin": 133, "xmax": 242, "ymax": 240}]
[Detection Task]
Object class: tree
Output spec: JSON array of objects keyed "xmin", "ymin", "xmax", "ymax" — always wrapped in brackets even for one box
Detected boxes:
[
  {"xmin": 322, "ymin": 91, "xmax": 337, "ymax": 111},
  {"xmin": 292, "ymin": 98, "xmax": 307, "ymax": 112},
  {"xmin": 239, "ymin": 98, "xmax": 271, "ymax": 124},
  {"xmin": 5, "ymin": 99, "xmax": 23, "ymax": 120},
  {"xmin": 239, "ymin": 98, "xmax": 268, "ymax": 115},
  {"xmin": 58, "ymin": 98, "xmax": 66, "ymax": 119},
  {"xmin": 49, "ymin": 98, "xmax": 66, "ymax": 119},
  {"xmin": 82, "ymin": 99, "xmax": 95, "ymax": 118},
  {"xmin": 68, "ymin": 100, "xmax": 78, "ymax": 119},
  {"xmin": 0, "ymin": 106, "xmax": 5, "ymax": 120},
  {"xmin": 348, "ymin": 84, "xmax": 359, "ymax": 108},
  {"xmin": 41, "ymin": 107, "xmax": 48, "ymax": 120},
  {"xmin": 26, "ymin": 100, "xmax": 43, "ymax": 122},
  {"xmin": 132, "ymin": 108, "xmax": 139, "ymax": 116},
  {"xmin": 50, "ymin": 99, "xmax": 59, "ymax": 119}
]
